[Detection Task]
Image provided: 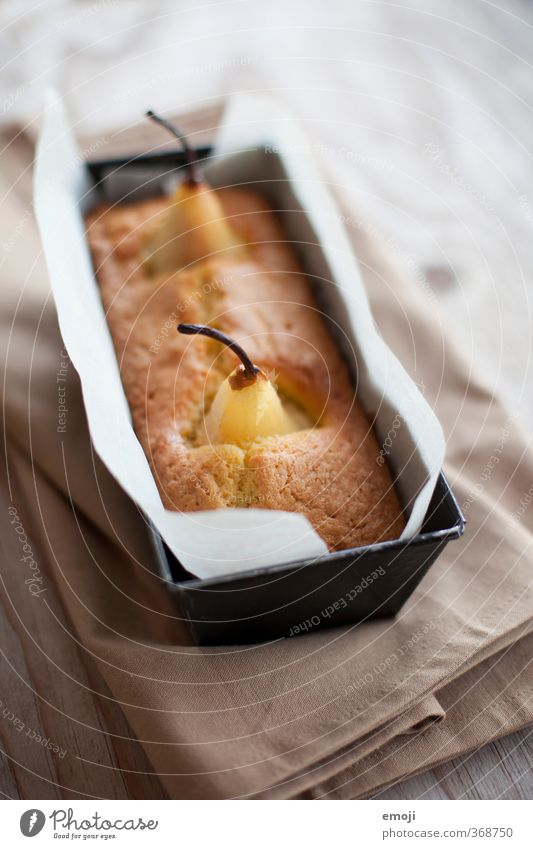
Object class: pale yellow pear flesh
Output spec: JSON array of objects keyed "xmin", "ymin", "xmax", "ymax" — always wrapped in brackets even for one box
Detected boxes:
[
  {"xmin": 204, "ymin": 369, "xmax": 300, "ymax": 447},
  {"xmin": 145, "ymin": 181, "xmax": 242, "ymax": 272}
]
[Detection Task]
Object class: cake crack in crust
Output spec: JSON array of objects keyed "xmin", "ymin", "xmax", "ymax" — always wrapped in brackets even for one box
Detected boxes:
[{"xmin": 86, "ymin": 187, "xmax": 405, "ymax": 551}]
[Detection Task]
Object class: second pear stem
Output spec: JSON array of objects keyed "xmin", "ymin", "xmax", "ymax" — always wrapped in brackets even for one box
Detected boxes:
[{"xmin": 146, "ymin": 109, "xmax": 200, "ymax": 186}]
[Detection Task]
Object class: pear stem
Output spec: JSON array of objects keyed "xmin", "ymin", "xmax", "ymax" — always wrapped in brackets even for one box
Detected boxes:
[
  {"xmin": 146, "ymin": 109, "xmax": 200, "ymax": 186},
  {"xmin": 177, "ymin": 324, "xmax": 259, "ymax": 380}
]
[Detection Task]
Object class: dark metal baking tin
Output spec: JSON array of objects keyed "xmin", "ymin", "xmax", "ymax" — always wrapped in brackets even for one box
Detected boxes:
[
  {"xmin": 87, "ymin": 147, "xmax": 465, "ymax": 646},
  {"xmin": 150, "ymin": 472, "xmax": 464, "ymax": 645}
]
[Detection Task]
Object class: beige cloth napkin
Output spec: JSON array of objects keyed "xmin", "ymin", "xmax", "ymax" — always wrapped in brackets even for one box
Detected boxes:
[{"xmin": 2, "ymin": 120, "xmax": 533, "ymax": 799}]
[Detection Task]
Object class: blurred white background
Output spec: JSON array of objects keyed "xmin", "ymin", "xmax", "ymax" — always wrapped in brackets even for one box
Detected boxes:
[{"xmin": 1, "ymin": 0, "xmax": 533, "ymax": 425}]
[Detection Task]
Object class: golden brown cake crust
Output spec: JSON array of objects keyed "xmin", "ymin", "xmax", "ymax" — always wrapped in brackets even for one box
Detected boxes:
[{"xmin": 85, "ymin": 187, "xmax": 405, "ymax": 551}]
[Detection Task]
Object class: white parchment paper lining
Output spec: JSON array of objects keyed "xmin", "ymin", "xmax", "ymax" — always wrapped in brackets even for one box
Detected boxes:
[{"xmin": 34, "ymin": 91, "xmax": 445, "ymax": 579}]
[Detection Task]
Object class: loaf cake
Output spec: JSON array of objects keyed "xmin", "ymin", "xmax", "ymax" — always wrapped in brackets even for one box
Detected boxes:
[{"xmin": 86, "ymin": 181, "xmax": 405, "ymax": 551}]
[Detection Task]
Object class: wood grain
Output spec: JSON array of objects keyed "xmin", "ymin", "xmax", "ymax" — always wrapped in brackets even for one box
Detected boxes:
[{"xmin": 376, "ymin": 729, "xmax": 533, "ymax": 800}]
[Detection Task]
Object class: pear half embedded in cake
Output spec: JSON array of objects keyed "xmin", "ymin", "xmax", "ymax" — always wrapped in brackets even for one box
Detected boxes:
[
  {"xmin": 204, "ymin": 365, "xmax": 300, "ymax": 446},
  {"xmin": 177, "ymin": 323, "xmax": 303, "ymax": 446},
  {"xmin": 143, "ymin": 111, "xmax": 243, "ymax": 272}
]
